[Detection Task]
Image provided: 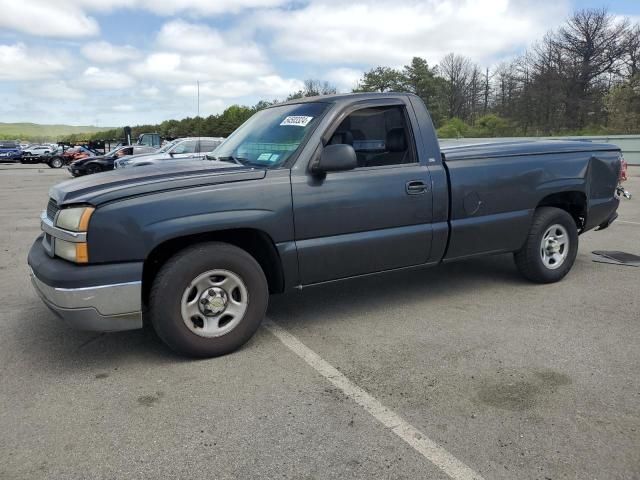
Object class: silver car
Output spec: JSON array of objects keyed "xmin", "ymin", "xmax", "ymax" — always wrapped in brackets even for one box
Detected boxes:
[{"xmin": 114, "ymin": 137, "xmax": 224, "ymax": 169}]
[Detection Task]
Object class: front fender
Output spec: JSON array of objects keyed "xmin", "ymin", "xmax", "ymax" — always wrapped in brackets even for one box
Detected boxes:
[{"xmin": 86, "ymin": 171, "xmax": 294, "ymax": 263}]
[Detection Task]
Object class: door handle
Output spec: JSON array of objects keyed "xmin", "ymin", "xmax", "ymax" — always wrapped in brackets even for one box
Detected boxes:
[{"xmin": 406, "ymin": 180, "xmax": 427, "ymax": 195}]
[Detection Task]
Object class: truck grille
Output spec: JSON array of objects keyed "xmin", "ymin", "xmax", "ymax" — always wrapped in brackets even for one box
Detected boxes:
[{"xmin": 46, "ymin": 198, "xmax": 59, "ymax": 221}]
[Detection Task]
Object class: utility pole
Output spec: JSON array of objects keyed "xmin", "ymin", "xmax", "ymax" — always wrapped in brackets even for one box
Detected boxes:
[{"xmin": 197, "ymin": 80, "xmax": 201, "ymax": 139}]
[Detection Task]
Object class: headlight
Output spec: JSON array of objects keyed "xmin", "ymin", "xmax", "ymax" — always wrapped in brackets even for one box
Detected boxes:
[
  {"xmin": 54, "ymin": 239, "xmax": 89, "ymax": 263},
  {"xmin": 55, "ymin": 207, "xmax": 94, "ymax": 232}
]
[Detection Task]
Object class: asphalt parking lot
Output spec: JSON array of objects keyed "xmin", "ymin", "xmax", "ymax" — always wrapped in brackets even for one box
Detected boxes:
[{"xmin": 0, "ymin": 164, "xmax": 638, "ymax": 480}]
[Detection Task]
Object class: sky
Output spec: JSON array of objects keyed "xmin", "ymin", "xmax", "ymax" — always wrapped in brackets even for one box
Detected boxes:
[{"xmin": 0, "ymin": 0, "xmax": 638, "ymax": 127}]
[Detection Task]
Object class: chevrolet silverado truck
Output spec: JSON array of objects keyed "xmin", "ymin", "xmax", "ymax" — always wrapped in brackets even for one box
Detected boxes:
[{"xmin": 28, "ymin": 93, "xmax": 627, "ymax": 357}]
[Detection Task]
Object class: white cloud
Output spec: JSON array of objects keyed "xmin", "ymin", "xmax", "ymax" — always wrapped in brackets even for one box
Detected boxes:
[
  {"xmin": 325, "ymin": 68, "xmax": 363, "ymax": 92},
  {"xmin": 255, "ymin": 0, "xmax": 570, "ymax": 66},
  {"xmin": 176, "ymin": 75, "xmax": 304, "ymax": 99},
  {"xmin": 132, "ymin": 20, "xmax": 271, "ymax": 84},
  {"xmin": 112, "ymin": 104, "xmax": 134, "ymax": 112},
  {"xmin": 126, "ymin": 0, "xmax": 286, "ymax": 16},
  {"xmin": 141, "ymin": 86, "xmax": 161, "ymax": 98},
  {"xmin": 27, "ymin": 80, "xmax": 85, "ymax": 100},
  {"xmin": 81, "ymin": 41, "xmax": 139, "ymax": 63},
  {"xmin": 0, "ymin": 0, "xmax": 287, "ymax": 39},
  {"xmin": 0, "ymin": 43, "xmax": 67, "ymax": 80},
  {"xmin": 0, "ymin": 0, "xmax": 586, "ymax": 127},
  {"xmin": 76, "ymin": 66, "xmax": 135, "ymax": 89},
  {"xmin": 0, "ymin": 0, "xmax": 99, "ymax": 38}
]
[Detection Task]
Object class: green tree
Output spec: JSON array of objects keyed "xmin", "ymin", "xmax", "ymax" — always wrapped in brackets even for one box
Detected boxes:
[
  {"xmin": 437, "ymin": 118, "xmax": 469, "ymax": 138},
  {"xmin": 605, "ymin": 75, "xmax": 640, "ymax": 133},
  {"xmin": 473, "ymin": 114, "xmax": 513, "ymax": 137},
  {"xmin": 354, "ymin": 66, "xmax": 405, "ymax": 92},
  {"xmin": 402, "ymin": 57, "xmax": 447, "ymax": 125}
]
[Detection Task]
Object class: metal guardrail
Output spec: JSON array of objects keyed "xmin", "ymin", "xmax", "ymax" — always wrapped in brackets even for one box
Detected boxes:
[{"xmin": 441, "ymin": 135, "xmax": 640, "ymax": 165}]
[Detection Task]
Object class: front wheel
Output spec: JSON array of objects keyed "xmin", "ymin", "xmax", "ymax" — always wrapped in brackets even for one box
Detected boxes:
[
  {"xmin": 149, "ymin": 242, "xmax": 269, "ymax": 357},
  {"xmin": 87, "ymin": 164, "xmax": 101, "ymax": 175},
  {"xmin": 514, "ymin": 207, "xmax": 579, "ymax": 283},
  {"xmin": 49, "ymin": 157, "xmax": 63, "ymax": 169}
]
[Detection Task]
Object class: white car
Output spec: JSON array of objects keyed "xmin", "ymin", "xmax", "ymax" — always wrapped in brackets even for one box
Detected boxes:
[
  {"xmin": 115, "ymin": 137, "xmax": 224, "ymax": 168},
  {"xmin": 23, "ymin": 145, "xmax": 52, "ymax": 157}
]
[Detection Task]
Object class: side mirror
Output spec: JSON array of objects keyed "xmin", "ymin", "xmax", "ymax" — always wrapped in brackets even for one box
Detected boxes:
[{"xmin": 312, "ymin": 144, "xmax": 357, "ymax": 174}]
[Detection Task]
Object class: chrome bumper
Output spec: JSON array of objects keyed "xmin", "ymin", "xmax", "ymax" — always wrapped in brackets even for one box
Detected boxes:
[{"xmin": 30, "ymin": 268, "xmax": 143, "ymax": 332}]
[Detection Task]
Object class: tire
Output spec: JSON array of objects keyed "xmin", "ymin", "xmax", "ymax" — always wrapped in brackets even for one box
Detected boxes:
[
  {"xmin": 49, "ymin": 157, "xmax": 63, "ymax": 169},
  {"xmin": 149, "ymin": 242, "xmax": 269, "ymax": 357},
  {"xmin": 87, "ymin": 164, "xmax": 101, "ymax": 175},
  {"xmin": 514, "ymin": 207, "xmax": 578, "ymax": 283}
]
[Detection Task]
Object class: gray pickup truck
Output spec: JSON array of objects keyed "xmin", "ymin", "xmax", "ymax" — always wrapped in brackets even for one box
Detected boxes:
[{"xmin": 28, "ymin": 93, "xmax": 626, "ymax": 357}]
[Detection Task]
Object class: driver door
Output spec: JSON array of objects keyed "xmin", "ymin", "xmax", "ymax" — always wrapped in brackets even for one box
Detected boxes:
[{"xmin": 292, "ymin": 103, "xmax": 433, "ymax": 285}]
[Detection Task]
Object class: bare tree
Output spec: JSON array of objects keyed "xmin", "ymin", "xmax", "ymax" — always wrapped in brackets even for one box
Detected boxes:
[
  {"xmin": 439, "ymin": 53, "xmax": 474, "ymax": 119},
  {"xmin": 623, "ymin": 25, "xmax": 640, "ymax": 78},
  {"xmin": 554, "ymin": 8, "xmax": 629, "ymax": 127},
  {"xmin": 482, "ymin": 67, "xmax": 492, "ymax": 116}
]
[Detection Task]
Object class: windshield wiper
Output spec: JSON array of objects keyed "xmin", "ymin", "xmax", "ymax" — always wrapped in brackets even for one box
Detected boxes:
[{"xmin": 208, "ymin": 155, "xmax": 245, "ymax": 166}]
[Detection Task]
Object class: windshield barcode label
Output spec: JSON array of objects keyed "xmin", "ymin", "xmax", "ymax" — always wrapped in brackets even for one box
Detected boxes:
[{"xmin": 280, "ymin": 116, "xmax": 313, "ymax": 127}]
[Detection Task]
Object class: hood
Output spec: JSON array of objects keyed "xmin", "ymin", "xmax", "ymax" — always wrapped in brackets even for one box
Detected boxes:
[
  {"xmin": 72, "ymin": 155, "xmax": 108, "ymax": 166},
  {"xmin": 116, "ymin": 151, "xmax": 170, "ymax": 166},
  {"xmin": 50, "ymin": 159, "xmax": 265, "ymax": 206}
]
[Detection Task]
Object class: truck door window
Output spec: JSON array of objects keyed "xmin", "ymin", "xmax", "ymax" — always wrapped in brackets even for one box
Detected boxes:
[
  {"xmin": 329, "ymin": 106, "xmax": 416, "ymax": 168},
  {"xmin": 199, "ymin": 140, "xmax": 222, "ymax": 153},
  {"xmin": 172, "ymin": 140, "xmax": 197, "ymax": 155}
]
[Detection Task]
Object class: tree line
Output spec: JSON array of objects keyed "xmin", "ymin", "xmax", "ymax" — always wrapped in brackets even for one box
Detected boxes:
[{"xmin": 66, "ymin": 8, "xmax": 640, "ymax": 144}]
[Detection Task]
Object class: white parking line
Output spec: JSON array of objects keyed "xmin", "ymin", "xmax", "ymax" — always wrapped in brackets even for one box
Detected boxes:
[
  {"xmin": 263, "ymin": 319, "xmax": 485, "ymax": 480},
  {"xmin": 618, "ymin": 220, "xmax": 640, "ymax": 226}
]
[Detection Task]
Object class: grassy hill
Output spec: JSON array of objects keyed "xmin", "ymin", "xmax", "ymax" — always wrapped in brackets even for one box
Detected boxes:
[{"xmin": 0, "ymin": 122, "xmax": 114, "ymax": 142}]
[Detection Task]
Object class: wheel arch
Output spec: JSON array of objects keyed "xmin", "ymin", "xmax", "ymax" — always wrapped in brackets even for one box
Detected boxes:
[
  {"xmin": 142, "ymin": 228, "xmax": 285, "ymax": 308},
  {"xmin": 536, "ymin": 190, "xmax": 587, "ymax": 231}
]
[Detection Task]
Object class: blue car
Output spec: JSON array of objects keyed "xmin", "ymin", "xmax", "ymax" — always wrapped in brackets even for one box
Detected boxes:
[{"xmin": 0, "ymin": 141, "xmax": 22, "ymax": 161}]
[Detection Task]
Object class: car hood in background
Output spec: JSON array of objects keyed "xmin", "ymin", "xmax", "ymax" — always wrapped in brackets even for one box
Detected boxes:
[
  {"xmin": 50, "ymin": 160, "xmax": 264, "ymax": 205},
  {"xmin": 116, "ymin": 152, "xmax": 171, "ymax": 166},
  {"xmin": 71, "ymin": 155, "xmax": 109, "ymax": 167}
]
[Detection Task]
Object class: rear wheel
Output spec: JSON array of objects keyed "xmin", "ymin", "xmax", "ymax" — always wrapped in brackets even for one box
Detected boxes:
[
  {"xmin": 514, "ymin": 207, "xmax": 578, "ymax": 283},
  {"xmin": 49, "ymin": 157, "xmax": 63, "ymax": 169},
  {"xmin": 149, "ymin": 242, "xmax": 269, "ymax": 357}
]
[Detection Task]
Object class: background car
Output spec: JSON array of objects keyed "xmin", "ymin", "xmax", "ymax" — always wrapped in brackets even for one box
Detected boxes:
[
  {"xmin": 114, "ymin": 137, "xmax": 224, "ymax": 168},
  {"xmin": 20, "ymin": 145, "xmax": 53, "ymax": 163},
  {"xmin": 69, "ymin": 144, "xmax": 158, "ymax": 176},
  {"xmin": 0, "ymin": 141, "xmax": 22, "ymax": 162},
  {"xmin": 43, "ymin": 145, "xmax": 96, "ymax": 169},
  {"xmin": 23, "ymin": 145, "xmax": 52, "ymax": 156}
]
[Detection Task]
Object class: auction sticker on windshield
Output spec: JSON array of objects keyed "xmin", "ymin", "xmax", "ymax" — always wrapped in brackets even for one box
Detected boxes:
[{"xmin": 280, "ymin": 116, "xmax": 313, "ymax": 127}]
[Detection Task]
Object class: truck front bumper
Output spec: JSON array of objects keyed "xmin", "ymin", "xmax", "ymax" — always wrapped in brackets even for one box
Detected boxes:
[{"xmin": 28, "ymin": 236, "xmax": 143, "ymax": 332}]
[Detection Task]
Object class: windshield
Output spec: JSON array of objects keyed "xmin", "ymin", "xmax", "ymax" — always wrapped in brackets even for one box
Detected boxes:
[
  {"xmin": 158, "ymin": 140, "xmax": 178, "ymax": 153},
  {"xmin": 105, "ymin": 146, "xmax": 122, "ymax": 156},
  {"xmin": 211, "ymin": 102, "xmax": 329, "ymax": 168}
]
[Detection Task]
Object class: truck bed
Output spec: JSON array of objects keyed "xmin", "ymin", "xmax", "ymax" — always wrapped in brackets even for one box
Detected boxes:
[
  {"xmin": 439, "ymin": 139, "xmax": 621, "ymax": 261},
  {"xmin": 440, "ymin": 139, "xmax": 620, "ymax": 161}
]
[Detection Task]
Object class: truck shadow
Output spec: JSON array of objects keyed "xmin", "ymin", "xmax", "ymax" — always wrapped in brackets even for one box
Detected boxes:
[
  {"xmin": 12, "ymin": 305, "xmax": 180, "ymax": 368},
  {"xmin": 267, "ymin": 253, "xmax": 524, "ymax": 328}
]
